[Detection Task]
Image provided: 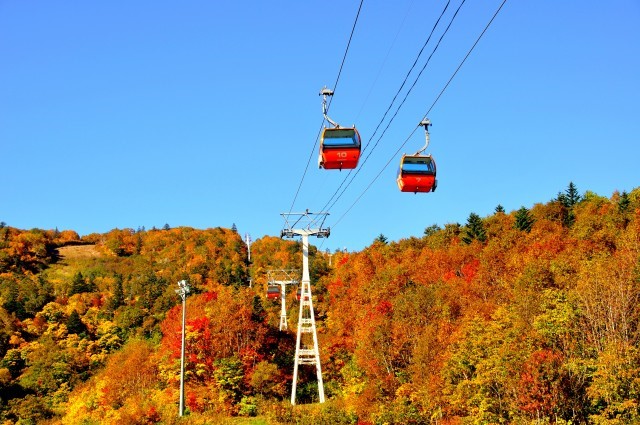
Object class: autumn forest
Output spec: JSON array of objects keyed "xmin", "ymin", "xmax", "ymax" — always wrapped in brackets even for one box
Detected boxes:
[{"xmin": 1, "ymin": 184, "xmax": 639, "ymax": 424}]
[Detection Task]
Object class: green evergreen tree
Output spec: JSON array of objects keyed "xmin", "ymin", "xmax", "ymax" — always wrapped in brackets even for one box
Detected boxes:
[
  {"xmin": 556, "ymin": 182, "xmax": 581, "ymax": 227},
  {"xmin": 68, "ymin": 272, "xmax": 87, "ymax": 296},
  {"xmin": 23, "ymin": 276, "xmax": 54, "ymax": 316},
  {"xmin": 618, "ymin": 191, "xmax": 630, "ymax": 213},
  {"xmin": 495, "ymin": 204, "xmax": 505, "ymax": 214},
  {"xmin": 424, "ymin": 224, "xmax": 441, "ymax": 237},
  {"xmin": 375, "ymin": 234, "xmax": 388, "ymax": 245},
  {"xmin": 617, "ymin": 190, "xmax": 632, "ymax": 228},
  {"xmin": 231, "ymin": 223, "xmax": 238, "ymax": 233},
  {"xmin": 462, "ymin": 213, "xmax": 487, "ymax": 244},
  {"xmin": 1, "ymin": 348, "xmax": 25, "ymax": 378},
  {"xmin": 66, "ymin": 310, "xmax": 86, "ymax": 335},
  {"xmin": 135, "ymin": 233, "xmax": 143, "ymax": 255},
  {"xmin": 251, "ymin": 295, "xmax": 265, "ymax": 322},
  {"xmin": 514, "ymin": 206, "xmax": 534, "ymax": 232},
  {"xmin": 140, "ymin": 273, "xmax": 166, "ymax": 311},
  {"xmin": 566, "ymin": 181, "xmax": 581, "ymax": 207},
  {"xmin": 108, "ymin": 274, "xmax": 125, "ymax": 311},
  {"xmin": 2, "ymin": 280, "xmax": 26, "ymax": 319},
  {"xmin": 558, "ymin": 182, "xmax": 581, "ymax": 208},
  {"xmin": 86, "ymin": 272, "xmax": 97, "ymax": 293}
]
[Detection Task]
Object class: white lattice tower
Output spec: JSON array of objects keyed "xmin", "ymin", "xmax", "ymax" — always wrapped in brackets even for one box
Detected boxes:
[
  {"xmin": 280, "ymin": 211, "xmax": 329, "ymax": 405},
  {"xmin": 267, "ymin": 269, "xmax": 299, "ymax": 331}
]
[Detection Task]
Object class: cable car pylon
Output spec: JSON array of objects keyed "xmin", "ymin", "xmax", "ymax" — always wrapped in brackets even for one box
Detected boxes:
[
  {"xmin": 281, "ymin": 210, "xmax": 330, "ymax": 405},
  {"xmin": 266, "ymin": 269, "xmax": 299, "ymax": 331}
]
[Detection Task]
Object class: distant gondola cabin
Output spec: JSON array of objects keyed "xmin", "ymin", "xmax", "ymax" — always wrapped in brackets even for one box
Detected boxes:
[
  {"xmin": 296, "ymin": 287, "xmax": 310, "ymax": 301},
  {"xmin": 319, "ymin": 127, "xmax": 361, "ymax": 170},
  {"xmin": 267, "ymin": 285, "xmax": 280, "ymax": 299},
  {"xmin": 396, "ymin": 154, "xmax": 437, "ymax": 193}
]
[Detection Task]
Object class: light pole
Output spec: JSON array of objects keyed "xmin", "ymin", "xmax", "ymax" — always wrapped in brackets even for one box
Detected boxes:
[{"xmin": 175, "ymin": 279, "xmax": 190, "ymax": 417}]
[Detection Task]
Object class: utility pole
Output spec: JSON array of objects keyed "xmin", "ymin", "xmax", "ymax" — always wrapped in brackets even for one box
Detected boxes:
[
  {"xmin": 245, "ymin": 233, "xmax": 253, "ymax": 287},
  {"xmin": 267, "ymin": 269, "xmax": 299, "ymax": 331},
  {"xmin": 175, "ymin": 279, "xmax": 190, "ymax": 417},
  {"xmin": 281, "ymin": 210, "xmax": 329, "ymax": 405},
  {"xmin": 245, "ymin": 233, "xmax": 252, "ymax": 262}
]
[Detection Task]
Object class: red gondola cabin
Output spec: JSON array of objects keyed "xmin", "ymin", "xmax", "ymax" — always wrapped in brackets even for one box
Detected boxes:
[
  {"xmin": 267, "ymin": 285, "xmax": 280, "ymax": 300},
  {"xmin": 396, "ymin": 154, "xmax": 437, "ymax": 193},
  {"xmin": 296, "ymin": 287, "xmax": 310, "ymax": 301},
  {"xmin": 318, "ymin": 127, "xmax": 361, "ymax": 170}
]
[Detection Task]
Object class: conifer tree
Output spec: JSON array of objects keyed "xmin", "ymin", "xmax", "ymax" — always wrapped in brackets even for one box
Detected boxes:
[
  {"xmin": 618, "ymin": 191, "xmax": 630, "ymax": 213},
  {"xmin": 66, "ymin": 310, "xmax": 86, "ymax": 335},
  {"xmin": 556, "ymin": 182, "xmax": 581, "ymax": 227},
  {"xmin": 558, "ymin": 182, "xmax": 581, "ymax": 208},
  {"xmin": 108, "ymin": 274, "xmax": 125, "ymax": 311},
  {"xmin": 495, "ymin": 204, "xmax": 505, "ymax": 214},
  {"xmin": 424, "ymin": 224, "xmax": 441, "ymax": 237},
  {"xmin": 375, "ymin": 234, "xmax": 388, "ymax": 245},
  {"xmin": 566, "ymin": 182, "xmax": 581, "ymax": 207},
  {"xmin": 135, "ymin": 234, "xmax": 143, "ymax": 255},
  {"xmin": 618, "ymin": 190, "xmax": 631, "ymax": 228},
  {"xmin": 251, "ymin": 295, "xmax": 265, "ymax": 322},
  {"xmin": 68, "ymin": 272, "xmax": 87, "ymax": 296},
  {"xmin": 462, "ymin": 213, "xmax": 487, "ymax": 244},
  {"xmin": 514, "ymin": 206, "xmax": 534, "ymax": 232},
  {"xmin": 2, "ymin": 281, "xmax": 25, "ymax": 319}
]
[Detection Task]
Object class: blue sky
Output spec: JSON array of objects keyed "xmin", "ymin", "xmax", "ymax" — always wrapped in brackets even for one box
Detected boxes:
[{"xmin": 1, "ymin": 1, "xmax": 639, "ymax": 252}]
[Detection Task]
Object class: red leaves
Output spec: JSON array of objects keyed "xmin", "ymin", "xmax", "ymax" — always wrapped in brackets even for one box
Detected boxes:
[
  {"xmin": 517, "ymin": 349, "xmax": 565, "ymax": 417},
  {"xmin": 376, "ymin": 300, "xmax": 393, "ymax": 316},
  {"xmin": 202, "ymin": 291, "xmax": 217, "ymax": 302},
  {"xmin": 186, "ymin": 391, "xmax": 203, "ymax": 413},
  {"xmin": 460, "ymin": 259, "xmax": 480, "ymax": 283}
]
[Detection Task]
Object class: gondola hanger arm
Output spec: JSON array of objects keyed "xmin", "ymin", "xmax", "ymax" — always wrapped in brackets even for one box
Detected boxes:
[
  {"xmin": 320, "ymin": 86, "xmax": 339, "ymax": 128},
  {"xmin": 415, "ymin": 119, "xmax": 432, "ymax": 155}
]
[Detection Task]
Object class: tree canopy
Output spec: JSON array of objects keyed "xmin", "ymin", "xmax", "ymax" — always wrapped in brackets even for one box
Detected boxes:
[{"xmin": 1, "ymin": 186, "xmax": 639, "ymax": 423}]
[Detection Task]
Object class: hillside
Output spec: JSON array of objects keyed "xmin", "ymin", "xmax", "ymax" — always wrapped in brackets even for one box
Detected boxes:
[
  {"xmin": 0, "ymin": 185, "xmax": 639, "ymax": 424},
  {"xmin": 56, "ymin": 245, "xmax": 102, "ymax": 260}
]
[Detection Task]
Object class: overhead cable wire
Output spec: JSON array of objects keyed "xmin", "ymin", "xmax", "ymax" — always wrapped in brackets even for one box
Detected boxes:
[
  {"xmin": 317, "ymin": 0, "xmax": 452, "ymax": 216},
  {"xmin": 354, "ymin": 0, "xmax": 416, "ymax": 123},
  {"xmin": 360, "ymin": 0, "xmax": 452, "ymax": 156},
  {"xmin": 287, "ymin": 0, "xmax": 365, "ymax": 218},
  {"xmin": 332, "ymin": 0, "xmax": 508, "ymax": 230},
  {"xmin": 322, "ymin": 0, "xmax": 463, "ymax": 215}
]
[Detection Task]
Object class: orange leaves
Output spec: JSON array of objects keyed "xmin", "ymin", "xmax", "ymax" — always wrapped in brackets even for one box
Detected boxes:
[
  {"xmin": 1, "ymin": 227, "xmax": 55, "ymax": 273},
  {"xmin": 94, "ymin": 339, "xmax": 158, "ymax": 408},
  {"xmin": 6, "ymin": 186, "xmax": 640, "ymax": 424}
]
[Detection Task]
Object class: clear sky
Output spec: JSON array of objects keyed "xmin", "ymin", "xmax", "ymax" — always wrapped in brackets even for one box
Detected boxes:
[{"xmin": 1, "ymin": 1, "xmax": 639, "ymax": 252}]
